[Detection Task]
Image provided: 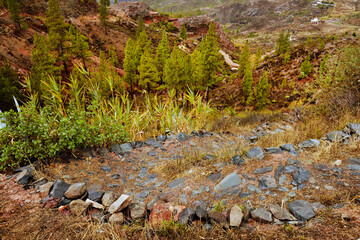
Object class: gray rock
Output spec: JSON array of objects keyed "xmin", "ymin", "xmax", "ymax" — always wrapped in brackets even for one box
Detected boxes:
[
  {"xmin": 254, "ymin": 166, "xmax": 273, "ymax": 175},
  {"xmin": 109, "ymin": 212, "xmax": 124, "ymax": 224},
  {"xmin": 179, "ymin": 193, "xmax": 187, "ymax": 204},
  {"xmin": 120, "ymin": 143, "xmax": 133, "ymax": 152},
  {"xmin": 280, "ymin": 144, "xmax": 296, "ymax": 152},
  {"xmin": 110, "ymin": 144, "xmax": 121, "ymax": 154},
  {"xmin": 227, "ymin": 205, "xmax": 243, "ymax": 227},
  {"xmin": 168, "ymin": 178, "xmax": 185, "ymax": 189},
  {"xmin": 265, "ymin": 147, "xmax": 282, "ymax": 154},
  {"xmin": 247, "ymin": 185, "xmax": 262, "ymax": 193},
  {"xmin": 347, "ymin": 123, "xmax": 360, "ymax": 134},
  {"xmin": 145, "ymin": 138, "xmax": 163, "ymax": 148},
  {"xmin": 178, "ymin": 208, "xmax": 195, "ymax": 225},
  {"xmin": 274, "ymin": 163, "xmax": 285, "ymax": 178},
  {"xmin": 268, "ymin": 203, "xmax": 296, "ymax": 221},
  {"xmin": 345, "ymin": 164, "xmax": 360, "ymax": 171},
  {"xmin": 195, "ymin": 206, "xmax": 208, "ymax": 220},
  {"xmin": 311, "ymin": 202, "xmax": 326, "ymax": 213},
  {"xmin": 15, "ymin": 170, "xmax": 33, "ymax": 185},
  {"xmin": 192, "ymin": 186, "xmax": 206, "ymax": 198},
  {"xmin": 258, "ymin": 175, "xmax": 277, "ymax": 189},
  {"xmin": 156, "ymin": 135, "xmax": 167, "ymax": 142},
  {"xmin": 278, "ymin": 186, "xmax": 289, "ymax": 192},
  {"xmin": 98, "ymin": 147, "xmax": 109, "ymax": 156},
  {"xmin": 314, "ymin": 164, "xmax": 330, "ymax": 172},
  {"xmin": 246, "ymin": 147, "xmax": 264, "ymax": 160},
  {"xmin": 251, "ymin": 208, "xmax": 272, "ymax": 223},
  {"xmin": 49, "ymin": 180, "xmax": 71, "ymax": 199},
  {"xmin": 65, "ymin": 183, "xmax": 87, "ymax": 199},
  {"xmin": 298, "ymin": 139, "xmax": 320, "ymax": 148},
  {"xmin": 348, "ymin": 157, "xmax": 360, "ymax": 165},
  {"xmin": 176, "ymin": 132, "xmax": 189, "ymax": 142},
  {"xmin": 69, "ymin": 199, "xmax": 90, "ymax": 216},
  {"xmin": 102, "ymin": 192, "xmax": 116, "ymax": 208},
  {"xmin": 231, "ymin": 155, "xmax": 245, "ymax": 165},
  {"xmin": 214, "ymin": 172, "xmax": 242, "ymax": 191},
  {"xmin": 288, "ymin": 200, "xmax": 315, "ymax": 221},
  {"xmin": 109, "ymin": 194, "xmax": 132, "ymax": 214},
  {"xmin": 239, "ymin": 192, "xmax": 251, "ymax": 198},
  {"xmin": 292, "ymin": 167, "xmax": 310, "ymax": 186},
  {"xmin": 284, "ymin": 165, "xmax": 298, "ymax": 174},
  {"xmin": 140, "ymin": 190, "xmax": 149, "ymax": 199},
  {"xmin": 131, "ymin": 141, "xmax": 144, "ymax": 149},
  {"xmin": 327, "ymin": 131, "xmax": 350, "ymax": 143},
  {"xmin": 147, "ymin": 195, "xmax": 158, "ymax": 211},
  {"xmin": 100, "ymin": 165, "xmax": 112, "ymax": 172},
  {"xmin": 88, "ymin": 190, "xmax": 104, "ymax": 203},
  {"xmin": 332, "ymin": 167, "xmax": 343, "ymax": 174},
  {"xmin": 207, "ymin": 172, "xmax": 222, "ymax": 182},
  {"xmin": 129, "ymin": 202, "xmax": 147, "ymax": 219},
  {"xmin": 279, "ymin": 175, "xmax": 287, "ymax": 185}
]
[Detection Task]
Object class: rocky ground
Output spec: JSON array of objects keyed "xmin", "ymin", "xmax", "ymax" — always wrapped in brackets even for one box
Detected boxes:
[{"xmin": 1, "ymin": 116, "xmax": 360, "ymax": 239}]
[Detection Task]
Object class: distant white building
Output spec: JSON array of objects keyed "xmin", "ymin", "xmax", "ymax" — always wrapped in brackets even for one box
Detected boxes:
[{"xmin": 311, "ymin": 18, "xmax": 319, "ymax": 24}]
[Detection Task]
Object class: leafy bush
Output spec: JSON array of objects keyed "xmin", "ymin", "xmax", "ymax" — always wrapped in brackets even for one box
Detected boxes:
[{"xmin": 0, "ymin": 104, "xmax": 128, "ymax": 170}]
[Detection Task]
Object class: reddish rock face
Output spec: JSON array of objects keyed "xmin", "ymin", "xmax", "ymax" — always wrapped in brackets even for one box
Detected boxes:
[
  {"xmin": 41, "ymin": 197, "xmax": 61, "ymax": 209},
  {"xmin": 149, "ymin": 202, "xmax": 173, "ymax": 226},
  {"xmin": 172, "ymin": 205, "xmax": 186, "ymax": 222}
]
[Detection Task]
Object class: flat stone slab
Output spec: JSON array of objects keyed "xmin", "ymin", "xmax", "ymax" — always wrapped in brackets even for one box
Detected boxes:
[
  {"xmin": 251, "ymin": 208, "xmax": 272, "ymax": 223},
  {"xmin": 254, "ymin": 166, "xmax": 273, "ymax": 175},
  {"xmin": 214, "ymin": 172, "xmax": 242, "ymax": 192},
  {"xmin": 246, "ymin": 147, "xmax": 264, "ymax": 160},
  {"xmin": 288, "ymin": 200, "xmax": 315, "ymax": 221},
  {"xmin": 168, "ymin": 178, "xmax": 185, "ymax": 189},
  {"xmin": 268, "ymin": 203, "xmax": 296, "ymax": 221},
  {"xmin": 108, "ymin": 194, "xmax": 132, "ymax": 214}
]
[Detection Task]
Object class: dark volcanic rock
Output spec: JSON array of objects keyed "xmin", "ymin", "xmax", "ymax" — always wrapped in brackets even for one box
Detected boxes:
[
  {"xmin": 265, "ymin": 147, "xmax": 282, "ymax": 154},
  {"xmin": 49, "ymin": 180, "xmax": 71, "ymax": 199},
  {"xmin": 168, "ymin": 178, "xmax": 185, "ymax": 189},
  {"xmin": 145, "ymin": 138, "xmax": 163, "ymax": 148},
  {"xmin": 88, "ymin": 190, "xmax": 104, "ymax": 203},
  {"xmin": 327, "ymin": 131, "xmax": 350, "ymax": 143},
  {"xmin": 274, "ymin": 163, "xmax": 285, "ymax": 178},
  {"xmin": 195, "ymin": 206, "xmax": 209, "ymax": 220},
  {"xmin": 254, "ymin": 166, "xmax": 273, "ymax": 175},
  {"xmin": 120, "ymin": 143, "xmax": 133, "ymax": 152},
  {"xmin": 292, "ymin": 167, "xmax": 310, "ymax": 186},
  {"xmin": 288, "ymin": 200, "xmax": 315, "ymax": 221},
  {"xmin": 110, "ymin": 144, "xmax": 121, "ymax": 154},
  {"xmin": 314, "ymin": 164, "xmax": 330, "ymax": 172},
  {"xmin": 15, "ymin": 169, "xmax": 33, "ymax": 185},
  {"xmin": 246, "ymin": 147, "xmax": 264, "ymax": 160},
  {"xmin": 178, "ymin": 208, "xmax": 195, "ymax": 225},
  {"xmin": 231, "ymin": 155, "xmax": 245, "ymax": 165}
]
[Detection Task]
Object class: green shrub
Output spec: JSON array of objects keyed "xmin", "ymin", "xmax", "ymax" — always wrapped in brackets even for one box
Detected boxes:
[
  {"xmin": 299, "ymin": 56, "xmax": 313, "ymax": 79},
  {"xmin": 0, "ymin": 104, "xmax": 128, "ymax": 170}
]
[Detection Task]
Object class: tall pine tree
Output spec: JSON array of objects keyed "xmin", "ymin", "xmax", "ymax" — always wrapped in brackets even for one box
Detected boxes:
[
  {"xmin": 123, "ymin": 38, "xmax": 136, "ymax": 99},
  {"xmin": 180, "ymin": 24, "xmax": 187, "ymax": 40},
  {"xmin": 136, "ymin": 16, "xmax": 145, "ymax": 38},
  {"xmin": 242, "ymin": 64, "xmax": 254, "ymax": 106},
  {"xmin": 30, "ymin": 34, "xmax": 60, "ymax": 100},
  {"xmin": 45, "ymin": 0, "xmax": 69, "ymax": 76},
  {"xmin": 197, "ymin": 22, "xmax": 222, "ymax": 101},
  {"xmin": 69, "ymin": 26, "xmax": 92, "ymax": 70},
  {"xmin": 99, "ymin": 0, "xmax": 109, "ymax": 34},
  {"xmin": 238, "ymin": 42, "xmax": 251, "ymax": 78},
  {"xmin": 134, "ymin": 30, "xmax": 150, "ymax": 73},
  {"xmin": 138, "ymin": 47, "xmax": 159, "ymax": 93},
  {"xmin": 7, "ymin": 0, "xmax": 21, "ymax": 30},
  {"xmin": 255, "ymin": 71, "xmax": 270, "ymax": 109},
  {"xmin": 155, "ymin": 30, "xmax": 170, "ymax": 86},
  {"xmin": 164, "ymin": 46, "xmax": 191, "ymax": 97}
]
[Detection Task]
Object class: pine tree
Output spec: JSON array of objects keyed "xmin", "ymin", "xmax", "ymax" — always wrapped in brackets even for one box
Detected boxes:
[
  {"xmin": 190, "ymin": 49, "xmax": 201, "ymax": 92},
  {"xmin": 238, "ymin": 42, "xmax": 251, "ymax": 78},
  {"xmin": 138, "ymin": 47, "xmax": 159, "ymax": 93},
  {"xmin": 255, "ymin": 71, "xmax": 270, "ymax": 109},
  {"xmin": 7, "ymin": 0, "xmax": 21, "ymax": 30},
  {"xmin": 136, "ymin": 16, "xmax": 145, "ymax": 38},
  {"xmin": 99, "ymin": 0, "xmax": 109, "ymax": 34},
  {"xmin": 123, "ymin": 38, "xmax": 136, "ymax": 99},
  {"xmin": 254, "ymin": 46, "xmax": 262, "ymax": 67},
  {"xmin": 69, "ymin": 27, "xmax": 92, "ymax": 69},
  {"xmin": 242, "ymin": 64, "xmax": 254, "ymax": 106},
  {"xmin": 108, "ymin": 45, "xmax": 119, "ymax": 67},
  {"xmin": 180, "ymin": 24, "xmax": 187, "ymax": 40},
  {"xmin": 164, "ymin": 46, "xmax": 191, "ymax": 97},
  {"xmin": 30, "ymin": 34, "xmax": 60, "ymax": 99},
  {"xmin": 275, "ymin": 31, "xmax": 290, "ymax": 55},
  {"xmin": 197, "ymin": 22, "xmax": 222, "ymax": 101},
  {"xmin": 134, "ymin": 30, "xmax": 150, "ymax": 73},
  {"xmin": 155, "ymin": 30, "xmax": 170, "ymax": 86},
  {"xmin": 45, "ymin": 0, "xmax": 69, "ymax": 76}
]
